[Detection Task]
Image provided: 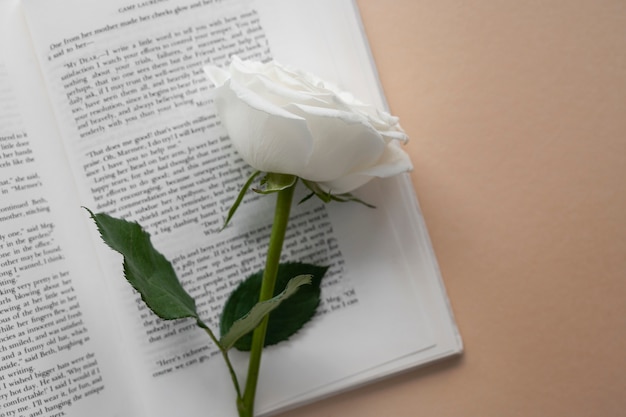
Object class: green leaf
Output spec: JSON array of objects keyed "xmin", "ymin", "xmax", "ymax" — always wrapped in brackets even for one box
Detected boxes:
[
  {"xmin": 253, "ymin": 173, "xmax": 297, "ymax": 194},
  {"xmin": 220, "ymin": 275, "xmax": 312, "ymax": 350},
  {"xmin": 85, "ymin": 209, "xmax": 198, "ymax": 321},
  {"xmin": 223, "ymin": 170, "xmax": 262, "ymax": 229},
  {"xmin": 220, "ymin": 262, "xmax": 328, "ymax": 351}
]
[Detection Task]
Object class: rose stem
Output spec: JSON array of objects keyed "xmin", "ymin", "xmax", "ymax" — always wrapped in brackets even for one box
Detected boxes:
[{"xmin": 239, "ymin": 182, "xmax": 296, "ymax": 417}]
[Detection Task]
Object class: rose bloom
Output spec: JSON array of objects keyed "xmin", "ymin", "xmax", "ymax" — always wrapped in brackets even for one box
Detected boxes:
[{"xmin": 204, "ymin": 57, "xmax": 413, "ymax": 194}]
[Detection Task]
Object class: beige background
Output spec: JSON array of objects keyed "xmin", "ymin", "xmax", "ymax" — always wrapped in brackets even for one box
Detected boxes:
[{"xmin": 279, "ymin": 1, "xmax": 626, "ymax": 416}]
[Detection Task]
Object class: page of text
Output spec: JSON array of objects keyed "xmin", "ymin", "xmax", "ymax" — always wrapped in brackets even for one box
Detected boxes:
[{"xmin": 1, "ymin": 1, "xmax": 144, "ymax": 415}]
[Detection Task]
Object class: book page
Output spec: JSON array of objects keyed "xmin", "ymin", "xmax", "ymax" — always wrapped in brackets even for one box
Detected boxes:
[
  {"xmin": 1, "ymin": 1, "xmax": 142, "ymax": 416},
  {"xmin": 21, "ymin": 0, "xmax": 460, "ymax": 415}
]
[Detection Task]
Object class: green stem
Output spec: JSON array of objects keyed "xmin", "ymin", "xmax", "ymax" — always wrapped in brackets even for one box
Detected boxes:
[
  {"xmin": 196, "ymin": 319, "xmax": 242, "ymax": 400},
  {"xmin": 239, "ymin": 183, "xmax": 296, "ymax": 417}
]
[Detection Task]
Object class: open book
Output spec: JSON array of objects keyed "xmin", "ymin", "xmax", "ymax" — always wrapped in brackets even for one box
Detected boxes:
[{"xmin": 0, "ymin": 0, "xmax": 462, "ymax": 415}]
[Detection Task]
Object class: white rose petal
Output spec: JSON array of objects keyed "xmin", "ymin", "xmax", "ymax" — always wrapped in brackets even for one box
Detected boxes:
[{"xmin": 204, "ymin": 57, "xmax": 413, "ymax": 194}]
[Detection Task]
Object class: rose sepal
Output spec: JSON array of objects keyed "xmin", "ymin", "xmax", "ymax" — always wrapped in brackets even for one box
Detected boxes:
[
  {"xmin": 253, "ymin": 173, "xmax": 297, "ymax": 194},
  {"xmin": 300, "ymin": 179, "xmax": 375, "ymax": 208},
  {"xmin": 222, "ymin": 170, "xmax": 262, "ymax": 230}
]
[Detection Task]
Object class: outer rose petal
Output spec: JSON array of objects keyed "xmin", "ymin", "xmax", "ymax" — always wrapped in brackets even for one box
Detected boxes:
[
  {"xmin": 320, "ymin": 144, "xmax": 413, "ymax": 194},
  {"xmin": 213, "ymin": 80, "xmax": 314, "ymax": 175},
  {"xmin": 287, "ymin": 103, "xmax": 385, "ymax": 182},
  {"xmin": 357, "ymin": 142, "xmax": 414, "ymax": 177},
  {"xmin": 318, "ymin": 173, "xmax": 372, "ymax": 195}
]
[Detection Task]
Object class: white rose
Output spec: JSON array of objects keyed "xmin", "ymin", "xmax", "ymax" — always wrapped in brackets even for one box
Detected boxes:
[{"xmin": 204, "ymin": 57, "xmax": 413, "ymax": 194}]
